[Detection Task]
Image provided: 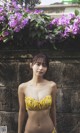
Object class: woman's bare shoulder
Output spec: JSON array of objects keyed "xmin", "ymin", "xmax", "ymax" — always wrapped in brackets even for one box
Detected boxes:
[
  {"xmin": 45, "ymin": 80, "xmax": 56, "ymax": 87},
  {"xmin": 45, "ymin": 80, "xmax": 57, "ymax": 91},
  {"xmin": 50, "ymin": 81, "xmax": 57, "ymax": 87},
  {"xmin": 18, "ymin": 81, "xmax": 29, "ymax": 94},
  {"xmin": 49, "ymin": 81, "xmax": 57, "ymax": 93}
]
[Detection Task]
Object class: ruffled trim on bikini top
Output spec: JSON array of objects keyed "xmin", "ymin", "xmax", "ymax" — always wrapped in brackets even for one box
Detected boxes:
[{"xmin": 25, "ymin": 95, "xmax": 52, "ymax": 111}]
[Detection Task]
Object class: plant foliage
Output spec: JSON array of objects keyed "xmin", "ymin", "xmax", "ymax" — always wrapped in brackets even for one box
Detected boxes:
[{"xmin": 0, "ymin": 0, "xmax": 80, "ymax": 50}]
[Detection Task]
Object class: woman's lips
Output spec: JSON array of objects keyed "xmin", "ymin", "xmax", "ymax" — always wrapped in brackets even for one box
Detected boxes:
[{"xmin": 37, "ymin": 71, "xmax": 43, "ymax": 73}]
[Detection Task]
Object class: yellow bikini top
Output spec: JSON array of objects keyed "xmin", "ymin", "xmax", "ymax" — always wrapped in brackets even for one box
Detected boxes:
[{"xmin": 25, "ymin": 95, "xmax": 52, "ymax": 111}]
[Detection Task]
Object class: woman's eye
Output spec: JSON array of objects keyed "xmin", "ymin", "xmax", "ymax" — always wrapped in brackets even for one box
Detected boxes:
[
  {"xmin": 43, "ymin": 64, "xmax": 47, "ymax": 67},
  {"xmin": 36, "ymin": 63, "xmax": 47, "ymax": 67},
  {"xmin": 36, "ymin": 63, "xmax": 40, "ymax": 66}
]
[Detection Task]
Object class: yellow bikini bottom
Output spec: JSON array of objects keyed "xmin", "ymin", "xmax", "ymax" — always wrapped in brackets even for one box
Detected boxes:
[{"xmin": 52, "ymin": 128, "xmax": 57, "ymax": 133}]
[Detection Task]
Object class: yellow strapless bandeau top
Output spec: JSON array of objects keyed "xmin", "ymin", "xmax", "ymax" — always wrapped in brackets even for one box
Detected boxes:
[{"xmin": 25, "ymin": 95, "xmax": 52, "ymax": 111}]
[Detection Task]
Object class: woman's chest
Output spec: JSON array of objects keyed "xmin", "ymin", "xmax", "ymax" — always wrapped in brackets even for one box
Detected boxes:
[{"xmin": 25, "ymin": 84, "xmax": 52, "ymax": 101}]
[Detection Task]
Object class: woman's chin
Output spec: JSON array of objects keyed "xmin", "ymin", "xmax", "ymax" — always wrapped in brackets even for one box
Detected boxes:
[{"xmin": 36, "ymin": 72, "xmax": 44, "ymax": 77}]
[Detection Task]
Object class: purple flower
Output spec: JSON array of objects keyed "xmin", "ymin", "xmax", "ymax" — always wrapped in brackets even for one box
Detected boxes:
[
  {"xmin": 25, "ymin": 8, "xmax": 31, "ymax": 13},
  {"xmin": 8, "ymin": 15, "xmax": 15, "ymax": 20},
  {"xmin": 0, "ymin": 16, "xmax": 5, "ymax": 21},
  {"xmin": 0, "ymin": 7, "xmax": 4, "ymax": 13},
  {"xmin": 14, "ymin": 26, "xmax": 20, "ymax": 32},
  {"xmin": 15, "ymin": 13, "xmax": 23, "ymax": 20},
  {"xmin": 12, "ymin": 1, "xmax": 17, "ymax": 7},
  {"xmin": 62, "ymin": 32, "xmax": 69, "ymax": 38},
  {"xmin": 64, "ymin": 24, "xmax": 78, "ymax": 36},
  {"xmin": 8, "ymin": 19, "xmax": 18, "ymax": 28},
  {"xmin": 51, "ymin": 18, "xmax": 58, "ymax": 25},
  {"xmin": 74, "ymin": 17, "xmax": 80, "ymax": 25},
  {"xmin": 33, "ymin": 9, "xmax": 43, "ymax": 14},
  {"xmin": 49, "ymin": 13, "xmax": 80, "ymax": 41},
  {"xmin": 58, "ymin": 16, "xmax": 70, "ymax": 26},
  {"xmin": 21, "ymin": 18, "xmax": 29, "ymax": 28},
  {"xmin": 3, "ymin": 31, "xmax": 9, "ymax": 37},
  {"xmin": 72, "ymin": 25, "xmax": 79, "ymax": 35},
  {"xmin": 67, "ymin": 13, "xmax": 75, "ymax": 20}
]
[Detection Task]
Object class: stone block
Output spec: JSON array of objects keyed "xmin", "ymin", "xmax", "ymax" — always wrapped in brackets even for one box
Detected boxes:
[
  {"xmin": 56, "ymin": 88, "xmax": 80, "ymax": 113},
  {"xmin": 57, "ymin": 113, "xmax": 80, "ymax": 133},
  {"xmin": 0, "ymin": 62, "xmax": 18, "ymax": 87},
  {"xmin": 0, "ymin": 111, "xmax": 18, "ymax": 133},
  {"xmin": 19, "ymin": 63, "xmax": 32, "ymax": 84},
  {"xmin": 71, "ymin": 90, "xmax": 80, "ymax": 113},
  {"xmin": 62, "ymin": 62, "xmax": 80, "ymax": 87},
  {"xmin": 11, "ymin": 88, "xmax": 19, "ymax": 111},
  {"xmin": 0, "ymin": 87, "xmax": 19, "ymax": 112},
  {"xmin": 0, "ymin": 87, "xmax": 12, "ymax": 111},
  {"xmin": 46, "ymin": 61, "xmax": 64, "ymax": 84}
]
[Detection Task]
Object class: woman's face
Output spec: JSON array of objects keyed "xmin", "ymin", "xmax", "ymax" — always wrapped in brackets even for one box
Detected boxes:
[{"xmin": 31, "ymin": 60, "xmax": 48, "ymax": 77}]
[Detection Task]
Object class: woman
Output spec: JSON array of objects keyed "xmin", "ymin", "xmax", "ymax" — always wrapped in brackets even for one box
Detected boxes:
[{"xmin": 18, "ymin": 53, "xmax": 57, "ymax": 133}]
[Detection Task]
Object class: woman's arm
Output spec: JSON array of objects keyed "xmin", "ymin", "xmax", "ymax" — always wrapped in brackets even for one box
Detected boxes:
[
  {"xmin": 18, "ymin": 84, "xmax": 27, "ymax": 133},
  {"xmin": 50, "ymin": 82, "xmax": 57, "ymax": 130}
]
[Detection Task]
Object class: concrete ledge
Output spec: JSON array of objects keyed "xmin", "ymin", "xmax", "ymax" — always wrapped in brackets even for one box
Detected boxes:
[
  {"xmin": 36, "ymin": 4, "xmax": 80, "ymax": 8},
  {"xmin": 45, "ymin": 12, "xmax": 75, "ymax": 18},
  {"xmin": 35, "ymin": 4, "xmax": 80, "ymax": 18}
]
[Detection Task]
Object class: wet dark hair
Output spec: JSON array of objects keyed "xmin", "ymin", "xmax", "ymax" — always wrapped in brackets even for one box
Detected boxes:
[{"xmin": 32, "ymin": 53, "xmax": 49, "ymax": 68}]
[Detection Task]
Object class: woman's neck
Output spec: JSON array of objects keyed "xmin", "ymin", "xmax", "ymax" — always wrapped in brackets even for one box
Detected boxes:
[{"xmin": 31, "ymin": 76, "xmax": 44, "ymax": 85}]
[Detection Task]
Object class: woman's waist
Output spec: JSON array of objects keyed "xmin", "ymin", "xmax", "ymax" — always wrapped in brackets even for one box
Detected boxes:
[
  {"xmin": 26, "ymin": 115, "xmax": 54, "ymax": 132},
  {"xmin": 27, "ymin": 109, "xmax": 50, "ymax": 120},
  {"xmin": 27, "ymin": 111, "xmax": 54, "ymax": 126}
]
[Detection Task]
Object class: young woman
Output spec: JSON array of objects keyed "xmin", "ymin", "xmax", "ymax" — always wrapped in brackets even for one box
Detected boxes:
[{"xmin": 18, "ymin": 53, "xmax": 57, "ymax": 133}]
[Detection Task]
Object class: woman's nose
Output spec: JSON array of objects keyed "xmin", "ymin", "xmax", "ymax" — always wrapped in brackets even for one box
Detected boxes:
[{"xmin": 39, "ymin": 65, "xmax": 43, "ymax": 69}]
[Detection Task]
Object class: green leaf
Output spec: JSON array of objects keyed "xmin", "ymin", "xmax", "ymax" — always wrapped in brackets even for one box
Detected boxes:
[
  {"xmin": 3, "ymin": 38, "xmax": 9, "ymax": 43},
  {"xmin": 75, "ymin": 9, "xmax": 79, "ymax": 16}
]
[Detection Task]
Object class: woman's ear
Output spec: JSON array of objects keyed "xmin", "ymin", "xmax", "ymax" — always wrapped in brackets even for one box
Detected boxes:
[{"xmin": 30, "ymin": 63, "xmax": 33, "ymax": 68}]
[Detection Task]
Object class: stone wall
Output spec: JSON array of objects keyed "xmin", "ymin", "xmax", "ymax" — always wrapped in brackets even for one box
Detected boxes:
[
  {"xmin": 0, "ymin": 50, "xmax": 80, "ymax": 133},
  {"xmin": 35, "ymin": 4, "xmax": 80, "ymax": 18}
]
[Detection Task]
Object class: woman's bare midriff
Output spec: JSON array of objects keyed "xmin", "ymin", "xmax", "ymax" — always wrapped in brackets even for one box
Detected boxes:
[{"xmin": 24, "ymin": 109, "xmax": 54, "ymax": 133}]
